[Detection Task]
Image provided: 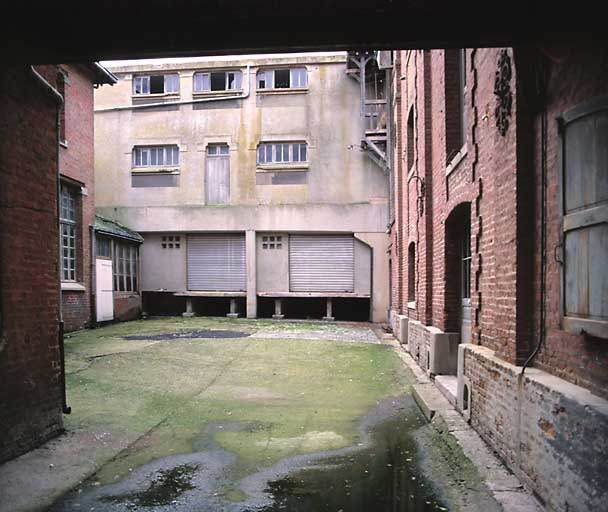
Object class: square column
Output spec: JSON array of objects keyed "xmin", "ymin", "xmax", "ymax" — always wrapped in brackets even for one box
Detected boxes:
[
  {"xmin": 227, "ymin": 298, "xmax": 239, "ymax": 318},
  {"xmin": 246, "ymin": 230, "xmax": 257, "ymax": 319},
  {"xmin": 182, "ymin": 297, "xmax": 195, "ymax": 317},
  {"xmin": 272, "ymin": 298, "xmax": 284, "ymax": 320},
  {"xmin": 323, "ymin": 297, "xmax": 335, "ymax": 321}
]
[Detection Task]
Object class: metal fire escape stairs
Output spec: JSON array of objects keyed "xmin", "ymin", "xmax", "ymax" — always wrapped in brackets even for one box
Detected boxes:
[{"xmin": 346, "ymin": 50, "xmax": 393, "ymax": 173}]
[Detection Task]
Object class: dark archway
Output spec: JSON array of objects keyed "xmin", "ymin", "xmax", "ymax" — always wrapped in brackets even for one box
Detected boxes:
[{"xmin": 444, "ymin": 202, "xmax": 471, "ymax": 339}]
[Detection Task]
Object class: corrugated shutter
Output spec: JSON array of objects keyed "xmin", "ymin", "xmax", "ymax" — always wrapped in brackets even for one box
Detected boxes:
[
  {"xmin": 187, "ymin": 234, "xmax": 246, "ymax": 291},
  {"xmin": 289, "ymin": 235, "xmax": 354, "ymax": 292}
]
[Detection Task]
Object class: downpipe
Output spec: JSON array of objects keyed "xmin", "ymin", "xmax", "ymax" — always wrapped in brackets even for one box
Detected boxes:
[{"xmin": 30, "ymin": 65, "xmax": 71, "ymax": 414}]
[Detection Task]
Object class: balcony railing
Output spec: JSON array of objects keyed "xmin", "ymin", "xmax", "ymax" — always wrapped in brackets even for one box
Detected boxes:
[{"xmin": 364, "ymin": 99, "xmax": 387, "ymax": 133}]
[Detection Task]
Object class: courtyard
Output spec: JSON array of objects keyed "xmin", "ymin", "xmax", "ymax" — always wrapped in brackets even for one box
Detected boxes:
[{"xmin": 1, "ymin": 318, "xmax": 506, "ymax": 511}]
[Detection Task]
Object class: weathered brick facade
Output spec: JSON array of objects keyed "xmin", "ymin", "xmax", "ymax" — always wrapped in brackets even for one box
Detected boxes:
[
  {"xmin": 59, "ymin": 64, "xmax": 97, "ymax": 332},
  {"xmin": 0, "ymin": 65, "xmax": 64, "ymax": 463},
  {"xmin": 390, "ymin": 44, "xmax": 608, "ymax": 512}
]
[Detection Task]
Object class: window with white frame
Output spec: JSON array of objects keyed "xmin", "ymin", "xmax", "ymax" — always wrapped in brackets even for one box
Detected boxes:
[
  {"xmin": 60, "ymin": 184, "xmax": 77, "ymax": 281},
  {"xmin": 193, "ymin": 70, "xmax": 242, "ymax": 92},
  {"xmin": 257, "ymin": 142, "xmax": 308, "ymax": 164},
  {"xmin": 133, "ymin": 145, "xmax": 180, "ymax": 167},
  {"xmin": 133, "ymin": 74, "xmax": 179, "ymax": 95},
  {"xmin": 113, "ymin": 242, "xmax": 139, "ymax": 292},
  {"xmin": 559, "ymin": 97, "xmax": 608, "ymax": 339},
  {"xmin": 256, "ymin": 68, "xmax": 307, "ymax": 90}
]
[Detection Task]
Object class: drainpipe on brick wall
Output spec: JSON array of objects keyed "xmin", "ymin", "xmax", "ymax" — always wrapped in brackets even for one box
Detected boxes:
[
  {"xmin": 90, "ymin": 224, "xmax": 96, "ymax": 327},
  {"xmin": 30, "ymin": 66, "xmax": 71, "ymax": 414},
  {"xmin": 95, "ymin": 65, "xmax": 252, "ymax": 113}
]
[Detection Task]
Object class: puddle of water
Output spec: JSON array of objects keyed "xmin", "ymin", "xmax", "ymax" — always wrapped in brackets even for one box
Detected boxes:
[
  {"xmin": 100, "ymin": 464, "xmax": 199, "ymax": 508},
  {"xmin": 123, "ymin": 330, "xmax": 251, "ymax": 340},
  {"xmin": 256, "ymin": 413, "xmax": 446, "ymax": 512}
]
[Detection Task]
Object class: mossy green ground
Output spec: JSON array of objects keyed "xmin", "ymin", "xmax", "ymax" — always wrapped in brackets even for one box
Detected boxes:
[{"xmin": 64, "ymin": 317, "xmax": 411, "ymax": 488}]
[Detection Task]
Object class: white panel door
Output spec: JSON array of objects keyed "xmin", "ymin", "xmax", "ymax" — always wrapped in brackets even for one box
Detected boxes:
[{"xmin": 96, "ymin": 258, "xmax": 114, "ymax": 322}]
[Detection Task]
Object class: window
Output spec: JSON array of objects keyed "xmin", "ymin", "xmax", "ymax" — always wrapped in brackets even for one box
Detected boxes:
[
  {"xmin": 113, "ymin": 242, "xmax": 138, "ymax": 292},
  {"xmin": 57, "ymin": 72, "xmax": 66, "ymax": 144},
  {"xmin": 193, "ymin": 70, "xmax": 242, "ymax": 92},
  {"xmin": 406, "ymin": 107, "xmax": 415, "ymax": 172},
  {"xmin": 262, "ymin": 236, "xmax": 282, "ymax": 249},
  {"xmin": 407, "ymin": 242, "xmax": 416, "ymax": 302},
  {"xmin": 133, "ymin": 73, "xmax": 179, "ymax": 95},
  {"xmin": 257, "ymin": 142, "xmax": 308, "ymax": 164},
  {"xmin": 96, "ymin": 236, "xmax": 111, "ymax": 258},
  {"xmin": 256, "ymin": 68, "xmax": 307, "ymax": 90},
  {"xmin": 445, "ymin": 49, "xmax": 467, "ymax": 162},
  {"xmin": 133, "ymin": 146, "xmax": 179, "ymax": 167},
  {"xmin": 560, "ymin": 97, "xmax": 608, "ymax": 339},
  {"xmin": 161, "ymin": 236, "xmax": 181, "ymax": 249},
  {"xmin": 60, "ymin": 184, "xmax": 77, "ymax": 281}
]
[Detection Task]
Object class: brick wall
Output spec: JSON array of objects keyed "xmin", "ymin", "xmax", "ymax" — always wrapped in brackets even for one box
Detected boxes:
[
  {"xmin": 396, "ymin": 44, "xmax": 608, "ymax": 512},
  {"xmin": 59, "ymin": 64, "xmax": 96, "ymax": 332},
  {"xmin": 462, "ymin": 344, "xmax": 608, "ymax": 512},
  {"xmin": 0, "ymin": 65, "xmax": 64, "ymax": 463},
  {"xmin": 114, "ymin": 294, "xmax": 142, "ymax": 322},
  {"xmin": 529, "ymin": 44, "xmax": 608, "ymax": 399}
]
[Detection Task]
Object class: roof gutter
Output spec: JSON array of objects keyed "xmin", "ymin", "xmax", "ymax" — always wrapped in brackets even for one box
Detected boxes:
[{"xmin": 95, "ymin": 64, "xmax": 251, "ymax": 112}]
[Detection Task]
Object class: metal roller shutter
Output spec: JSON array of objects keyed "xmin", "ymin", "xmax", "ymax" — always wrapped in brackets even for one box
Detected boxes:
[
  {"xmin": 289, "ymin": 235, "xmax": 354, "ymax": 292},
  {"xmin": 187, "ymin": 234, "xmax": 246, "ymax": 291}
]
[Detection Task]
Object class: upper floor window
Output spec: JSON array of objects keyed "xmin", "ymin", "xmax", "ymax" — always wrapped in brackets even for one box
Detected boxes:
[
  {"xmin": 559, "ymin": 97, "xmax": 608, "ymax": 339},
  {"xmin": 194, "ymin": 70, "xmax": 242, "ymax": 92},
  {"xmin": 445, "ymin": 49, "xmax": 467, "ymax": 163},
  {"xmin": 257, "ymin": 142, "xmax": 308, "ymax": 164},
  {"xmin": 60, "ymin": 183, "xmax": 77, "ymax": 281},
  {"xmin": 256, "ymin": 68, "xmax": 307, "ymax": 90},
  {"xmin": 133, "ymin": 145, "xmax": 179, "ymax": 167},
  {"xmin": 133, "ymin": 74, "xmax": 179, "ymax": 95}
]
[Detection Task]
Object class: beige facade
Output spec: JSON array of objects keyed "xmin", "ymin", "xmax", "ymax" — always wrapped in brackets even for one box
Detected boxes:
[{"xmin": 95, "ymin": 53, "xmax": 389, "ymax": 321}]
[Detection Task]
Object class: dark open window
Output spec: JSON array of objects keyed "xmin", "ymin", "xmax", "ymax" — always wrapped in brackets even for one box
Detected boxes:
[
  {"xmin": 560, "ymin": 97, "xmax": 608, "ymax": 339},
  {"xmin": 406, "ymin": 107, "xmax": 415, "ymax": 172},
  {"xmin": 408, "ymin": 242, "xmax": 416, "ymax": 302}
]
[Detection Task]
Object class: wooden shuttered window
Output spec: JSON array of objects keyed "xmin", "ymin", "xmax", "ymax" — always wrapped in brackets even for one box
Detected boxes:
[{"xmin": 560, "ymin": 97, "xmax": 608, "ymax": 339}]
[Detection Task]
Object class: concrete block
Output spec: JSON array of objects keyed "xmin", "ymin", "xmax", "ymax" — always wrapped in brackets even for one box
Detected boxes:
[{"xmin": 429, "ymin": 329, "xmax": 459, "ymax": 375}]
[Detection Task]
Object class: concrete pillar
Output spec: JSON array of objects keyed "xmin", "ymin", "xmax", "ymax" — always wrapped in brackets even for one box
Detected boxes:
[
  {"xmin": 246, "ymin": 230, "xmax": 257, "ymax": 318},
  {"xmin": 227, "ymin": 298, "xmax": 239, "ymax": 318},
  {"xmin": 182, "ymin": 297, "xmax": 195, "ymax": 317},
  {"xmin": 323, "ymin": 297, "xmax": 335, "ymax": 321},
  {"xmin": 272, "ymin": 298, "xmax": 284, "ymax": 320}
]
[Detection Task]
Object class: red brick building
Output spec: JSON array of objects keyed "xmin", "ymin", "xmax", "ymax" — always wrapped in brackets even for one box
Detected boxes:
[
  {"xmin": 0, "ymin": 64, "xmax": 115, "ymax": 463},
  {"xmin": 388, "ymin": 44, "xmax": 608, "ymax": 512}
]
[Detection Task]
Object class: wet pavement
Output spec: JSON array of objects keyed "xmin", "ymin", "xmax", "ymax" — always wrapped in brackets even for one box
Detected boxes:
[{"xmin": 49, "ymin": 396, "xmax": 447, "ymax": 511}]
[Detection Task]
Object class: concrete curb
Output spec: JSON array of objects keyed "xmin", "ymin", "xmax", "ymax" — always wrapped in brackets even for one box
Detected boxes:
[{"xmin": 380, "ymin": 334, "xmax": 544, "ymax": 512}]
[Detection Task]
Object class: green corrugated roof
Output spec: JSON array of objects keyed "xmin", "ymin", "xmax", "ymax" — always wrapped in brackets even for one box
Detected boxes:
[{"xmin": 94, "ymin": 215, "xmax": 143, "ymax": 243}]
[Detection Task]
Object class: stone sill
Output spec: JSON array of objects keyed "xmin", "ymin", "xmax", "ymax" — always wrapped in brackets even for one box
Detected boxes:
[
  {"xmin": 256, "ymin": 88, "xmax": 308, "ymax": 95},
  {"xmin": 131, "ymin": 93, "xmax": 180, "ymax": 100},
  {"xmin": 446, "ymin": 144, "xmax": 468, "ymax": 176},
  {"xmin": 256, "ymin": 164, "xmax": 309, "ymax": 172},
  {"xmin": 61, "ymin": 282, "xmax": 86, "ymax": 292},
  {"xmin": 192, "ymin": 90, "xmax": 242, "ymax": 98},
  {"xmin": 131, "ymin": 168, "xmax": 180, "ymax": 174},
  {"xmin": 407, "ymin": 301, "xmax": 416, "ymax": 310}
]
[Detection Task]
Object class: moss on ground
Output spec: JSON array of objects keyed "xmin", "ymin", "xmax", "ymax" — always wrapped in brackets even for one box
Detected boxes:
[{"xmin": 64, "ymin": 317, "xmax": 411, "ymax": 487}]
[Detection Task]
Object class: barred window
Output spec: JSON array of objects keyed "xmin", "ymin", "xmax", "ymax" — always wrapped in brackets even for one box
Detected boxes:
[
  {"xmin": 257, "ymin": 142, "xmax": 307, "ymax": 164},
  {"xmin": 133, "ymin": 145, "xmax": 180, "ymax": 167},
  {"xmin": 60, "ymin": 184, "xmax": 77, "ymax": 281}
]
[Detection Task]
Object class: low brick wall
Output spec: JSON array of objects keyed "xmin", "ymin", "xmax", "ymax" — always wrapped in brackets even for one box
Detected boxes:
[
  {"xmin": 461, "ymin": 344, "xmax": 608, "ymax": 512},
  {"xmin": 114, "ymin": 294, "xmax": 142, "ymax": 322},
  {"xmin": 407, "ymin": 320, "xmax": 431, "ymax": 371}
]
